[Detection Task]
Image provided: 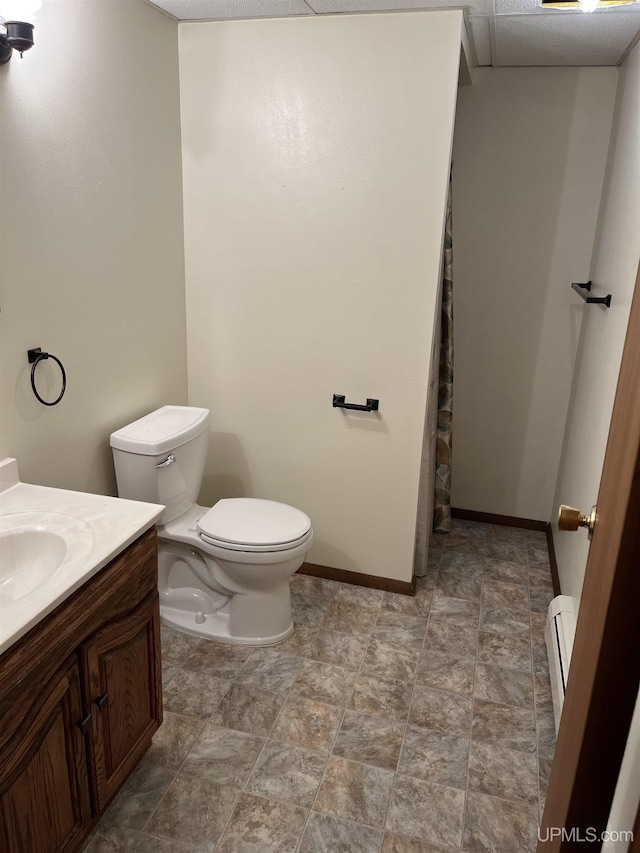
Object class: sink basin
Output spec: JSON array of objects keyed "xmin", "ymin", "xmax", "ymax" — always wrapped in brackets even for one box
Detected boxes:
[
  {"xmin": 0, "ymin": 512, "xmax": 94, "ymax": 606},
  {"xmin": 0, "ymin": 529, "xmax": 67, "ymax": 603}
]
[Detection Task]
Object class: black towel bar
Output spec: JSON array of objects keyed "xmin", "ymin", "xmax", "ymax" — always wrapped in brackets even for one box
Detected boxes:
[
  {"xmin": 333, "ymin": 394, "xmax": 379, "ymax": 412},
  {"xmin": 571, "ymin": 280, "xmax": 611, "ymax": 308}
]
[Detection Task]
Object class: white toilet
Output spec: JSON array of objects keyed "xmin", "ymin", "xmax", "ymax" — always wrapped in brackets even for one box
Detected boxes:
[{"xmin": 110, "ymin": 406, "xmax": 312, "ymax": 645}]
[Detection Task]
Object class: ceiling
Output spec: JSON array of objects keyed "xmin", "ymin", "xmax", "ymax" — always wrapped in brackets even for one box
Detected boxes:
[{"xmin": 146, "ymin": 0, "xmax": 640, "ymax": 66}]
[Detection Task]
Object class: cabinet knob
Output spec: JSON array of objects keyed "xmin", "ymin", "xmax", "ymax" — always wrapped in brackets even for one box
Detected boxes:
[
  {"xmin": 95, "ymin": 692, "xmax": 109, "ymax": 712},
  {"xmin": 76, "ymin": 714, "xmax": 92, "ymax": 735}
]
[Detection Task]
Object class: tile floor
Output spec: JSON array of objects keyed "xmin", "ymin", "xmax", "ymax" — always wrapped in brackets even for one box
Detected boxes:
[{"xmin": 85, "ymin": 519, "xmax": 556, "ymax": 853}]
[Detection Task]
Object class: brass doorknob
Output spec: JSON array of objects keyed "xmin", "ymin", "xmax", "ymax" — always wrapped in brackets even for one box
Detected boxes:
[{"xmin": 558, "ymin": 504, "xmax": 597, "ymax": 539}]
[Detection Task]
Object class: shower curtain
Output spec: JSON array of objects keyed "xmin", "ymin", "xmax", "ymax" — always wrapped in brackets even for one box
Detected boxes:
[
  {"xmin": 433, "ymin": 185, "xmax": 453, "ymax": 533},
  {"xmin": 413, "ymin": 183, "xmax": 453, "ymax": 577}
]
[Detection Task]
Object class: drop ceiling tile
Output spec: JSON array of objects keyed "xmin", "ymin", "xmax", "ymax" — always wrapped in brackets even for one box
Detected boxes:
[
  {"xmin": 148, "ymin": 0, "xmax": 314, "ymax": 19},
  {"xmin": 301, "ymin": 0, "xmax": 493, "ymax": 14},
  {"xmin": 494, "ymin": 10, "xmax": 640, "ymax": 64},
  {"xmin": 469, "ymin": 15, "xmax": 492, "ymax": 63}
]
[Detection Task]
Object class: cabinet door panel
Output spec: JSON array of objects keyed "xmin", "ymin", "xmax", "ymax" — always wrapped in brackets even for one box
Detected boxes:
[
  {"xmin": 82, "ymin": 592, "xmax": 162, "ymax": 810},
  {"xmin": 0, "ymin": 656, "xmax": 90, "ymax": 853}
]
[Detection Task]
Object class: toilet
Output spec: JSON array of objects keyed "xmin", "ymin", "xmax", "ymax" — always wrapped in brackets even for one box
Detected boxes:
[{"xmin": 110, "ymin": 406, "xmax": 312, "ymax": 645}]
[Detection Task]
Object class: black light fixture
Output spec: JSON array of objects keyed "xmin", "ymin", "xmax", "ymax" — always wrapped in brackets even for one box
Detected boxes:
[
  {"xmin": 0, "ymin": 20, "xmax": 35, "ymax": 64},
  {"xmin": 0, "ymin": 1, "xmax": 41, "ymax": 66}
]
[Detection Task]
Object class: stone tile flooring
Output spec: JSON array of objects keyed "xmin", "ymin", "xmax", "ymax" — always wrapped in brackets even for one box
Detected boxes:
[{"xmin": 84, "ymin": 519, "xmax": 556, "ymax": 853}]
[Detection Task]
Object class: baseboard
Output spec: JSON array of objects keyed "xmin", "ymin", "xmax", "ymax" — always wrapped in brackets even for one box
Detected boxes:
[
  {"xmin": 297, "ymin": 562, "xmax": 416, "ymax": 597},
  {"xmin": 300, "ymin": 511, "xmax": 555, "ymax": 598},
  {"xmin": 545, "ymin": 523, "xmax": 561, "ymax": 597},
  {"xmin": 451, "ymin": 507, "xmax": 547, "ymax": 532}
]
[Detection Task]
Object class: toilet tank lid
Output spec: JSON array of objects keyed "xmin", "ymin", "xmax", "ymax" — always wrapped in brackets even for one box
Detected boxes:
[{"xmin": 110, "ymin": 406, "xmax": 210, "ymax": 455}]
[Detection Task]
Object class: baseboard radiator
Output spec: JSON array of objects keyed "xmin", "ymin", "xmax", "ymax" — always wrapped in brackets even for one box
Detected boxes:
[{"xmin": 545, "ymin": 594, "xmax": 578, "ymax": 733}]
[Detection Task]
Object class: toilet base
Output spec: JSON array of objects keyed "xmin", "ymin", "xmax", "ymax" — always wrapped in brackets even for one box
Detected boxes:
[{"xmin": 160, "ymin": 586, "xmax": 294, "ymax": 646}]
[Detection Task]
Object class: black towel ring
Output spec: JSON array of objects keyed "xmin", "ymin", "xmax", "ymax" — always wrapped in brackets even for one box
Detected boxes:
[{"xmin": 28, "ymin": 348, "xmax": 67, "ymax": 407}]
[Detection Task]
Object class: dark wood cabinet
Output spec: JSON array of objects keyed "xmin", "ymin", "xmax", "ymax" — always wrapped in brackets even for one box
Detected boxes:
[
  {"xmin": 82, "ymin": 592, "xmax": 162, "ymax": 810},
  {"xmin": 0, "ymin": 656, "xmax": 91, "ymax": 853},
  {"xmin": 0, "ymin": 528, "xmax": 161, "ymax": 853}
]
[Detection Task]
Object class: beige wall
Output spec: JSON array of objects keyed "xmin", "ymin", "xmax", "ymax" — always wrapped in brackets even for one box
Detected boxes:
[
  {"xmin": 179, "ymin": 12, "xmax": 462, "ymax": 582},
  {"xmin": 451, "ymin": 68, "xmax": 617, "ymax": 521},
  {"xmin": 0, "ymin": 0, "xmax": 187, "ymax": 495},
  {"xmin": 552, "ymin": 41, "xmax": 640, "ymax": 602},
  {"xmin": 552, "ymin": 43, "xmax": 640, "ymax": 846}
]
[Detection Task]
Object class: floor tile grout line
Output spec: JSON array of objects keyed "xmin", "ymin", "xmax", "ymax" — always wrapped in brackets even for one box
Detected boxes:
[{"xmin": 459, "ymin": 784, "xmax": 550, "ymax": 811}]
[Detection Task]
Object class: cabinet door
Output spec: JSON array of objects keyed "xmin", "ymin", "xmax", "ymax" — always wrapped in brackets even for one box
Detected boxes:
[
  {"xmin": 82, "ymin": 592, "xmax": 162, "ymax": 811},
  {"xmin": 0, "ymin": 656, "xmax": 91, "ymax": 853}
]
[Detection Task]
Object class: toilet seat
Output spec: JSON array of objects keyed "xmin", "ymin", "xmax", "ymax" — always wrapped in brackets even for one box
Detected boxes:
[
  {"xmin": 197, "ymin": 498, "xmax": 312, "ymax": 553},
  {"xmin": 199, "ymin": 528, "xmax": 313, "ymax": 553}
]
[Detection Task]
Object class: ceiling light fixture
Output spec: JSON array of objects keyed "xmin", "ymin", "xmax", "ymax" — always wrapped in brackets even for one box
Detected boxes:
[
  {"xmin": 0, "ymin": 0, "xmax": 42, "ymax": 66},
  {"xmin": 541, "ymin": 0, "xmax": 638, "ymax": 10}
]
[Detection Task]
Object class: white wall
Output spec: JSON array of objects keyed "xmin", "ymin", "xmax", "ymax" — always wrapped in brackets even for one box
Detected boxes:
[
  {"xmin": 552, "ymin": 41, "xmax": 640, "ymax": 602},
  {"xmin": 545, "ymin": 42, "xmax": 640, "ymax": 849},
  {"xmin": 0, "ymin": 0, "xmax": 187, "ymax": 496},
  {"xmin": 179, "ymin": 11, "xmax": 462, "ymax": 583},
  {"xmin": 451, "ymin": 68, "xmax": 617, "ymax": 521}
]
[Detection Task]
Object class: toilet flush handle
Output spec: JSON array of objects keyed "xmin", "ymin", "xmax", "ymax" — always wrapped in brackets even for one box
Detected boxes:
[{"xmin": 155, "ymin": 454, "xmax": 176, "ymax": 469}]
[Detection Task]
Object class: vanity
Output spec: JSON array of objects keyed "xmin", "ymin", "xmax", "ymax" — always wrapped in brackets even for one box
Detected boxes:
[{"xmin": 0, "ymin": 459, "xmax": 165, "ymax": 852}]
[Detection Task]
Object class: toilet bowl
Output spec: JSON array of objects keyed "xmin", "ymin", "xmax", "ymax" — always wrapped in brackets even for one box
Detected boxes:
[{"xmin": 110, "ymin": 406, "xmax": 312, "ymax": 645}]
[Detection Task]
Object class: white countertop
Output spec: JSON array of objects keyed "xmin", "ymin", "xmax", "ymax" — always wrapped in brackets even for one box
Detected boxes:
[{"xmin": 0, "ymin": 458, "xmax": 164, "ymax": 655}]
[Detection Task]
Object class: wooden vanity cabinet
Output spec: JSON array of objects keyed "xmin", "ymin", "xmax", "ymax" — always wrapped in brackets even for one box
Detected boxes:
[
  {"xmin": 82, "ymin": 591, "xmax": 161, "ymax": 811},
  {"xmin": 0, "ymin": 528, "xmax": 162, "ymax": 853},
  {"xmin": 0, "ymin": 655, "xmax": 91, "ymax": 853}
]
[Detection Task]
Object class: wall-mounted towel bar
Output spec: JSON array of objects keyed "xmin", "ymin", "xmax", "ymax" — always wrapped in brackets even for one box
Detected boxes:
[
  {"xmin": 571, "ymin": 281, "xmax": 611, "ymax": 308},
  {"xmin": 333, "ymin": 394, "xmax": 379, "ymax": 412}
]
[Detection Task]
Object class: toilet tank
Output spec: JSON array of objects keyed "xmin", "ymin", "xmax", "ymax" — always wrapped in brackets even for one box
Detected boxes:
[{"xmin": 110, "ymin": 406, "xmax": 211, "ymax": 524}]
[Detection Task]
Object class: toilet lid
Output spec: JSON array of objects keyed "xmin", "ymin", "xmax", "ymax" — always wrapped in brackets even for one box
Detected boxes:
[{"xmin": 197, "ymin": 498, "xmax": 311, "ymax": 547}]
